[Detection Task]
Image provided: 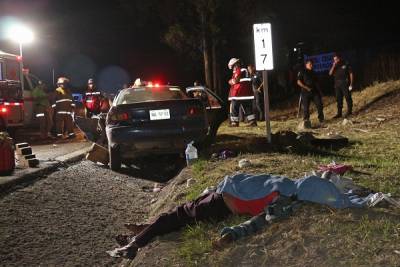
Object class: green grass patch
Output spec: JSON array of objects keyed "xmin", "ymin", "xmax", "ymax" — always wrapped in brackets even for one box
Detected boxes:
[{"xmin": 173, "ymin": 80, "xmax": 400, "ymax": 266}]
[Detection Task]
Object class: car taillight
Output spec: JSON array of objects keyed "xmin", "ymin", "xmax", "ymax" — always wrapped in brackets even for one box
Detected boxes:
[
  {"xmin": 0, "ymin": 106, "xmax": 8, "ymax": 114},
  {"xmin": 108, "ymin": 111, "xmax": 130, "ymax": 124},
  {"xmin": 187, "ymin": 106, "xmax": 200, "ymax": 116}
]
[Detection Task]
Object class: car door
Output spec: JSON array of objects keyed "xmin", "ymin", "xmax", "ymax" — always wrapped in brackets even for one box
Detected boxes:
[{"xmin": 204, "ymin": 89, "xmax": 226, "ymax": 141}]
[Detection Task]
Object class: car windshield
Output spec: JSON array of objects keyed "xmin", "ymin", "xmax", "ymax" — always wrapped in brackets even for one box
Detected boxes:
[{"xmin": 115, "ymin": 86, "xmax": 187, "ymax": 105}]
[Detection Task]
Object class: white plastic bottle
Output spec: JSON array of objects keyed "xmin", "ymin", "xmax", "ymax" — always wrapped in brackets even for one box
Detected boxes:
[{"xmin": 185, "ymin": 141, "xmax": 198, "ymax": 166}]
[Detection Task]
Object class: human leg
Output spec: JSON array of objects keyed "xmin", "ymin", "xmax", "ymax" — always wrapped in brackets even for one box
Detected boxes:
[
  {"xmin": 242, "ymin": 100, "xmax": 256, "ymax": 126},
  {"xmin": 134, "ymin": 192, "xmax": 231, "ymax": 247},
  {"xmin": 301, "ymin": 92, "xmax": 311, "ymax": 121},
  {"xmin": 55, "ymin": 113, "xmax": 65, "ymax": 138},
  {"xmin": 312, "ymin": 93, "xmax": 324, "ymax": 122},
  {"xmin": 342, "ymin": 85, "xmax": 353, "ymax": 116},
  {"xmin": 230, "ymin": 100, "xmax": 240, "ymax": 126},
  {"xmin": 334, "ymin": 86, "xmax": 343, "ymax": 117}
]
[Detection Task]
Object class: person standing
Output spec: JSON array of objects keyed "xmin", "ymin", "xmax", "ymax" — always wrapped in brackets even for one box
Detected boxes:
[
  {"xmin": 32, "ymin": 81, "xmax": 52, "ymax": 139},
  {"xmin": 329, "ymin": 53, "xmax": 354, "ymax": 118},
  {"xmin": 54, "ymin": 77, "xmax": 75, "ymax": 138},
  {"xmin": 227, "ymin": 58, "xmax": 256, "ymax": 127},
  {"xmin": 83, "ymin": 78, "xmax": 102, "ymax": 118},
  {"xmin": 247, "ymin": 64, "xmax": 264, "ymax": 121},
  {"xmin": 297, "ymin": 59, "xmax": 324, "ymax": 125}
]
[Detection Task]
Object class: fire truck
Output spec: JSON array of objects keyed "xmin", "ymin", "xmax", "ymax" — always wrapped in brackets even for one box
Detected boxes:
[{"xmin": 0, "ymin": 50, "xmax": 39, "ymax": 134}]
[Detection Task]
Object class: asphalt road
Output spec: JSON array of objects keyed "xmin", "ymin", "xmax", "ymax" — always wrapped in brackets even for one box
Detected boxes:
[{"xmin": 0, "ymin": 157, "xmax": 184, "ymax": 266}]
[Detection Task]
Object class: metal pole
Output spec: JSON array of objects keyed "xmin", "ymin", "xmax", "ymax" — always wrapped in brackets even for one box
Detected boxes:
[
  {"xmin": 52, "ymin": 68, "xmax": 55, "ymax": 86},
  {"xmin": 19, "ymin": 42, "xmax": 24, "ymax": 91},
  {"xmin": 263, "ymin": 70, "xmax": 271, "ymax": 142},
  {"xmin": 19, "ymin": 43, "xmax": 23, "ymax": 57}
]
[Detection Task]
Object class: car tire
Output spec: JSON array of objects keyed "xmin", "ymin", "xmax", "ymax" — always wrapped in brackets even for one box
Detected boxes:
[{"xmin": 109, "ymin": 145, "xmax": 121, "ymax": 171}]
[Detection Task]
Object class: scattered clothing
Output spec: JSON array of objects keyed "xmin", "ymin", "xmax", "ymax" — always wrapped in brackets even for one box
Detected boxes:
[
  {"xmin": 216, "ymin": 173, "xmax": 371, "ymax": 209},
  {"xmin": 318, "ymin": 162, "xmax": 352, "ymax": 175}
]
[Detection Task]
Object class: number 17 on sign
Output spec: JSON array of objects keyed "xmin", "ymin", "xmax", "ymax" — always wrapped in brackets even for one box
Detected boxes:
[
  {"xmin": 253, "ymin": 23, "xmax": 273, "ymax": 143},
  {"xmin": 253, "ymin": 23, "xmax": 273, "ymax": 70}
]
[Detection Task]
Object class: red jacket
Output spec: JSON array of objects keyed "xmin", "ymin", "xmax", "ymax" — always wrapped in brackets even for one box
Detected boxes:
[
  {"xmin": 84, "ymin": 91, "xmax": 102, "ymax": 113},
  {"xmin": 228, "ymin": 67, "xmax": 254, "ymax": 100}
]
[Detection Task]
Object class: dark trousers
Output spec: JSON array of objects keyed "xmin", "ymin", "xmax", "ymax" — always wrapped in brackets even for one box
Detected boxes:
[
  {"xmin": 301, "ymin": 91, "xmax": 324, "ymax": 122},
  {"xmin": 55, "ymin": 112, "xmax": 74, "ymax": 137},
  {"xmin": 335, "ymin": 84, "xmax": 352, "ymax": 115},
  {"xmin": 134, "ymin": 192, "xmax": 232, "ymax": 247},
  {"xmin": 35, "ymin": 106, "xmax": 52, "ymax": 138},
  {"xmin": 253, "ymin": 91, "xmax": 264, "ymax": 121},
  {"xmin": 230, "ymin": 99, "xmax": 255, "ymax": 123}
]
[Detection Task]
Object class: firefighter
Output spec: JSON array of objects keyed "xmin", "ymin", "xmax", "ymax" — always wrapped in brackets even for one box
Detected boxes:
[
  {"xmin": 84, "ymin": 78, "xmax": 102, "ymax": 118},
  {"xmin": 32, "ymin": 81, "xmax": 52, "ymax": 139},
  {"xmin": 227, "ymin": 58, "xmax": 256, "ymax": 127},
  {"xmin": 54, "ymin": 77, "xmax": 75, "ymax": 138}
]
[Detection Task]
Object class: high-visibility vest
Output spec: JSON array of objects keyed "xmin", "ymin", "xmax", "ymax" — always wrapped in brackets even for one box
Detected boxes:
[
  {"xmin": 228, "ymin": 67, "xmax": 253, "ymax": 100},
  {"xmin": 53, "ymin": 87, "xmax": 74, "ymax": 115},
  {"xmin": 84, "ymin": 91, "xmax": 101, "ymax": 113}
]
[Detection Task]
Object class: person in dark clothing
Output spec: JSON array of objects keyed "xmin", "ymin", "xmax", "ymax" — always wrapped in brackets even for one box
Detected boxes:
[
  {"xmin": 248, "ymin": 64, "xmax": 264, "ymax": 121},
  {"xmin": 297, "ymin": 60, "xmax": 324, "ymax": 124},
  {"xmin": 107, "ymin": 192, "xmax": 232, "ymax": 259},
  {"xmin": 329, "ymin": 53, "xmax": 354, "ymax": 118}
]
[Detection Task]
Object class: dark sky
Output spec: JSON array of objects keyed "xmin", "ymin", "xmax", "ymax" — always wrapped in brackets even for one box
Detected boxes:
[{"xmin": 0, "ymin": 0, "xmax": 399, "ymax": 92}]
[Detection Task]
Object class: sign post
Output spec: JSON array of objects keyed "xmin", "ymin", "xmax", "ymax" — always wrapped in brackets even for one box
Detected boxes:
[{"xmin": 253, "ymin": 23, "xmax": 273, "ymax": 142}]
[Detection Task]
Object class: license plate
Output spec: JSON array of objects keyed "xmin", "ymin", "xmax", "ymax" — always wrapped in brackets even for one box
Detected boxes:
[{"xmin": 149, "ymin": 109, "xmax": 170, "ymax": 120}]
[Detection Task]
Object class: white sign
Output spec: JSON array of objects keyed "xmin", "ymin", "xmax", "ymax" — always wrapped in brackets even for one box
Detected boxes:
[
  {"xmin": 253, "ymin": 23, "xmax": 274, "ymax": 71},
  {"xmin": 149, "ymin": 109, "xmax": 170, "ymax": 120}
]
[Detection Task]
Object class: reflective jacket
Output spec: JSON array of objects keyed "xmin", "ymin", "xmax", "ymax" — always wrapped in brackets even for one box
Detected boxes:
[
  {"xmin": 84, "ymin": 91, "xmax": 102, "ymax": 114},
  {"xmin": 228, "ymin": 67, "xmax": 253, "ymax": 101},
  {"xmin": 53, "ymin": 87, "xmax": 74, "ymax": 114}
]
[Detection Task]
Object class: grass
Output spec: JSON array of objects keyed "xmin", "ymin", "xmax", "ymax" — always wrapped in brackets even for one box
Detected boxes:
[{"xmin": 167, "ymin": 80, "xmax": 400, "ymax": 266}]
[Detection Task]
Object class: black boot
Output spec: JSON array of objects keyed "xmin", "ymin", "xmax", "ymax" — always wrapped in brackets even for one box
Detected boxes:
[{"xmin": 333, "ymin": 113, "xmax": 342, "ymax": 119}]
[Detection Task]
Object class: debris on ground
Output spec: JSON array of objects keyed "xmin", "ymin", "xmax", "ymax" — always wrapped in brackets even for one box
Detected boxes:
[
  {"xmin": 318, "ymin": 162, "xmax": 353, "ymax": 175},
  {"xmin": 186, "ymin": 178, "xmax": 196, "ymax": 187},
  {"xmin": 211, "ymin": 149, "xmax": 237, "ymax": 160},
  {"xmin": 238, "ymin": 159, "xmax": 251, "ymax": 168},
  {"xmin": 341, "ymin": 118, "xmax": 353, "ymax": 126},
  {"xmin": 86, "ymin": 143, "xmax": 109, "ymax": 165}
]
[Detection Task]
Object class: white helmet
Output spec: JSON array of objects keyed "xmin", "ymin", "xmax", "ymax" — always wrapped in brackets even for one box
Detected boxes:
[
  {"xmin": 228, "ymin": 58, "xmax": 240, "ymax": 69},
  {"xmin": 57, "ymin": 77, "xmax": 70, "ymax": 85}
]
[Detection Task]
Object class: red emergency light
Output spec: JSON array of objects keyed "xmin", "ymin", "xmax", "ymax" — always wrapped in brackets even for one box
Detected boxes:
[
  {"xmin": 0, "ymin": 106, "xmax": 8, "ymax": 114},
  {"xmin": 16, "ymin": 55, "xmax": 23, "ymax": 62}
]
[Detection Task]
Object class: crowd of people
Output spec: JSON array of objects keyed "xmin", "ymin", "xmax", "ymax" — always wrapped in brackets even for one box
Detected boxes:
[
  {"xmin": 226, "ymin": 53, "xmax": 354, "ymax": 129},
  {"xmin": 32, "ymin": 77, "xmax": 110, "ymax": 140}
]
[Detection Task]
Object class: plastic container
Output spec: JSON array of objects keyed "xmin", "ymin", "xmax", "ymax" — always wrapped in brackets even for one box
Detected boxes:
[{"xmin": 185, "ymin": 141, "xmax": 198, "ymax": 166}]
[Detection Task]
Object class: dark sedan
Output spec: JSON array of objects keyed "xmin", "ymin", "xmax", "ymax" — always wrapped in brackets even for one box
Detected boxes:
[{"xmin": 106, "ymin": 84, "xmax": 218, "ymax": 170}]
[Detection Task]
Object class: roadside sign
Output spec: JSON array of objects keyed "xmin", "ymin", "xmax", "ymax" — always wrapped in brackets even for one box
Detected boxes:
[
  {"xmin": 253, "ymin": 23, "xmax": 273, "ymax": 142},
  {"xmin": 253, "ymin": 23, "xmax": 274, "ymax": 71}
]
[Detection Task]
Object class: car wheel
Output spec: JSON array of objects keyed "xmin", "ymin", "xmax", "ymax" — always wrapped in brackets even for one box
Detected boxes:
[{"xmin": 109, "ymin": 145, "xmax": 121, "ymax": 171}]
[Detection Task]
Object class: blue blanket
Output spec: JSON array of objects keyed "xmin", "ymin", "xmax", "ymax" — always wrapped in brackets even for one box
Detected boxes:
[{"xmin": 216, "ymin": 173, "xmax": 370, "ymax": 209}]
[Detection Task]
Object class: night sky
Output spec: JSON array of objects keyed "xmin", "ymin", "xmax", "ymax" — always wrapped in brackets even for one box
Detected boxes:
[{"xmin": 0, "ymin": 0, "xmax": 398, "ymax": 93}]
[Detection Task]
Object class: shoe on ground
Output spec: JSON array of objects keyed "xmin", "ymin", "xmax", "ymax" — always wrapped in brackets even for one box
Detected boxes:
[
  {"xmin": 212, "ymin": 232, "xmax": 235, "ymax": 251},
  {"xmin": 333, "ymin": 114, "xmax": 342, "ymax": 119},
  {"xmin": 344, "ymin": 112, "xmax": 352, "ymax": 117},
  {"xmin": 229, "ymin": 122, "xmax": 239, "ymax": 127},
  {"xmin": 106, "ymin": 243, "xmax": 138, "ymax": 259}
]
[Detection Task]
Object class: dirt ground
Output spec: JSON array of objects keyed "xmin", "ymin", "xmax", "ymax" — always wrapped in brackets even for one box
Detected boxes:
[{"xmin": 0, "ymin": 160, "xmax": 158, "ymax": 267}]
